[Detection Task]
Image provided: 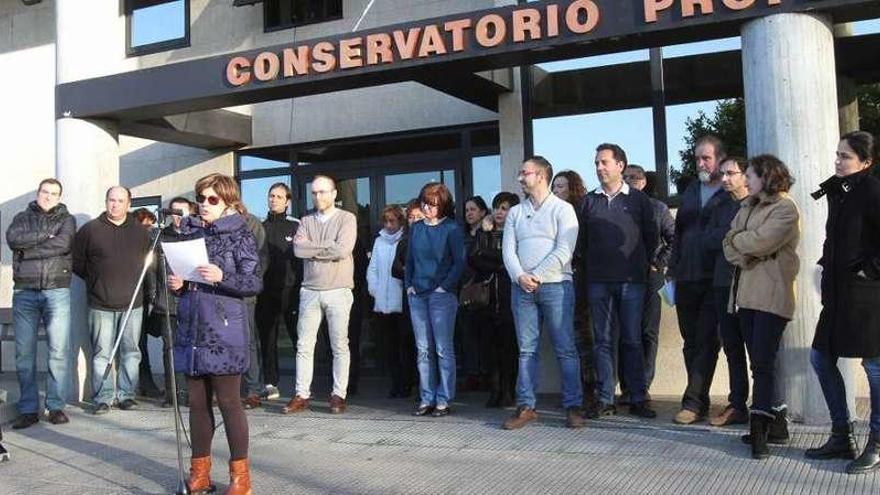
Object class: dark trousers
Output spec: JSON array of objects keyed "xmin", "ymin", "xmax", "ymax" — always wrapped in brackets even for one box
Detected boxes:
[
  {"xmin": 484, "ymin": 311, "xmax": 518, "ymax": 404},
  {"xmin": 739, "ymin": 308, "xmax": 787, "ymax": 413},
  {"xmin": 714, "ymin": 287, "xmax": 749, "ymax": 412},
  {"xmin": 255, "ymin": 286, "xmax": 299, "ymax": 387},
  {"xmin": 242, "ymin": 299, "xmax": 262, "ymax": 396},
  {"xmin": 372, "ymin": 311, "xmax": 415, "ymax": 394},
  {"xmin": 620, "ymin": 271, "xmax": 664, "ymax": 395},
  {"xmin": 138, "ymin": 326, "xmax": 160, "ymax": 391},
  {"xmin": 675, "ymin": 280, "xmax": 720, "ymax": 414}
]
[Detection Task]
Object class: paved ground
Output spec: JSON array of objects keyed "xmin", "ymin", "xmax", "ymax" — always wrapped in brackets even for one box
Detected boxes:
[{"xmin": 1, "ymin": 372, "xmax": 878, "ymax": 495}]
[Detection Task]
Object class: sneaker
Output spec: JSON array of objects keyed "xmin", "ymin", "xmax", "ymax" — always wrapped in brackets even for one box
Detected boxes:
[
  {"xmin": 566, "ymin": 407, "xmax": 586, "ymax": 428},
  {"xmin": 329, "ymin": 394, "xmax": 347, "ymax": 414},
  {"xmin": 0, "ymin": 442, "xmax": 9, "ymax": 462},
  {"xmin": 431, "ymin": 406, "xmax": 451, "ymax": 417},
  {"xmin": 710, "ymin": 405, "xmax": 749, "ymax": 427},
  {"xmin": 503, "ymin": 406, "xmax": 538, "ymax": 430},
  {"xmin": 282, "ymin": 396, "xmax": 310, "ymax": 414},
  {"xmin": 263, "ymin": 384, "xmax": 280, "ymax": 400},
  {"xmin": 673, "ymin": 409, "xmax": 704, "ymax": 425},
  {"xmin": 242, "ymin": 395, "xmax": 262, "ymax": 410},
  {"xmin": 12, "ymin": 413, "xmax": 39, "ymax": 430},
  {"xmin": 118, "ymin": 399, "xmax": 139, "ymax": 411},
  {"xmin": 598, "ymin": 403, "xmax": 617, "ymax": 417},
  {"xmin": 629, "ymin": 402, "xmax": 657, "ymax": 419},
  {"xmin": 93, "ymin": 403, "xmax": 111, "ymax": 415},
  {"xmin": 413, "ymin": 404, "xmax": 434, "ymax": 416},
  {"xmin": 47, "ymin": 410, "xmax": 70, "ymax": 425}
]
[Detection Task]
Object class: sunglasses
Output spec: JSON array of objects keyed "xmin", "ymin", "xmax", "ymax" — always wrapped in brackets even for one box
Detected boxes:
[{"xmin": 196, "ymin": 194, "xmax": 221, "ymax": 206}]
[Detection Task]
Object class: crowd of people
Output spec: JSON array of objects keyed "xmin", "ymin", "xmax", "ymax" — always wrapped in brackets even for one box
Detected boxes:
[{"xmin": 3, "ymin": 131, "xmax": 880, "ymax": 489}]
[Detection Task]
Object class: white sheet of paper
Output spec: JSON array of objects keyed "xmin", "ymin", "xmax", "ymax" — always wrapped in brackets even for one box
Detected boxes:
[
  {"xmin": 660, "ymin": 280, "xmax": 676, "ymax": 307},
  {"xmin": 161, "ymin": 238, "xmax": 210, "ymax": 284}
]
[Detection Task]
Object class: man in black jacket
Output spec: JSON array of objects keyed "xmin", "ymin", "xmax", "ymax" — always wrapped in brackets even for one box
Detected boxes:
[
  {"xmin": 255, "ymin": 183, "xmax": 300, "ymax": 403},
  {"xmin": 667, "ymin": 136, "xmax": 728, "ymax": 424},
  {"xmin": 73, "ymin": 186, "xmax": 150, "ymax": 414},
  {"xmin": 6, "ymin": 178, "xmax": 76, "ymax": 429}
]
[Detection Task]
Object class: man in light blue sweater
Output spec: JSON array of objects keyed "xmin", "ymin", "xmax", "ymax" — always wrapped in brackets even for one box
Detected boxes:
[{"xmin": 501, "ymin": 156, "xmax": 583, "ymax": 430}]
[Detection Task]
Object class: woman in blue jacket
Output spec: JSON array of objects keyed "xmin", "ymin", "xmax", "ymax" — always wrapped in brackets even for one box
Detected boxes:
[
  {"xmin": 406, "ymin": 183, "xmax": 466, "ymax": 417},
  {"xmin": 168, "ymin": 173, "xmax": 262, "ymax": 495}
]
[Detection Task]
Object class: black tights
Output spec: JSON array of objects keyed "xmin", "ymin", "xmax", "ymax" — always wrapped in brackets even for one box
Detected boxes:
[{"xmin": 188, "ymin": 374, "xmax": 249, "ymax": 460}]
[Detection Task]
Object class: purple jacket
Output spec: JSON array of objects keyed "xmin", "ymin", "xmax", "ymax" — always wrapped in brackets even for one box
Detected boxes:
[{"xmin": 174, "ymin": 214, "xmax": 262, "ymax": 376}]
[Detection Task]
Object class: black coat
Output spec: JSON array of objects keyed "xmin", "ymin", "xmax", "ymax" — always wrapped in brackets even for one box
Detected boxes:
[
  {"xmin": 702, "ymin": 193, "xmax": 743, "ymax": 288},
  {"xmin": 6, "ymin": 202, "xmax": 76, "ymax": 290},
  {"xmin": 468, "ymin": 227, "xmax": 513, "ymax": 317},
  {"xmin": 813, "ymin": 170, "xmax": 880, "ymax": 358},
  {"xmin": 262, "ymin": 212, "xmax": 300, "ymax": 291},
  {"xmin": 668, "ymin": 181, "xmax": 728, "ymax": 282}
]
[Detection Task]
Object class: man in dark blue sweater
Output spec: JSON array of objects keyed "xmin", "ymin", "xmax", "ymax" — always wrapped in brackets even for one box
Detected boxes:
[{"xmin": 581, "ymin": 144, "xmax": 658, "ymax": 419}]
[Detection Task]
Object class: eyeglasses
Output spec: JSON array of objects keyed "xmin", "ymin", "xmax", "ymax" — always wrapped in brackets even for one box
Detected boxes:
[
  {"xmin": 421, "ymin": 201, "xmax": 439, "ymax": 208},
  {"xmin": 196, "ymin": 194, "xmax": 221, "ymax": 206},
  {"xmin": 517, "ymin": 170, "xmax": 538, "ymax": 179},
  {"xmin": 722, "ymin": 171, "xmax": 743, "ymax": 177},
  {"xmin": 623, "ymin": 175, "xmax": 645, "ymax": 181}
]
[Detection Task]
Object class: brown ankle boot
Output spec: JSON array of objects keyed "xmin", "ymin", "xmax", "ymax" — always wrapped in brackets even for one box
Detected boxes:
[
  {"xmin": 188, "ymin": 456, "xmax": 216, "ymax": 494},
  {"xmin": 224, "ymin": 458, "xmax": 252, "ymax": 495}
]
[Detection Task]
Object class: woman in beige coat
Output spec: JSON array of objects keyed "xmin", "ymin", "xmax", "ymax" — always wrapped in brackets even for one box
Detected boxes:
[{"xmin": 723, "ymin": 154, "xmax": 800, "ymax": 460}]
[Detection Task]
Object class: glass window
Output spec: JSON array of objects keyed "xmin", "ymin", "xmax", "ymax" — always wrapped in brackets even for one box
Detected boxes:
[
  {"xmin": 384, "ymin": 170, "xmax": 455, "ymax": 209},
  {"xmin": 240, "ymin": 155, "xmax": 290, "ymax": 172},
  {"xmin": 127, "ymin": 0, "xmax": 189, "ymax": 56},
  {"xmin": 472, "ymin": 155, "xmax": 501, "ymax": 207},
  {"xmin": 241, "ymin": 176, "xmax": 292, "ymax": 220},
  {"xmin": 264, "ymin": 0, "xmax": 343, "ymax": 31}
]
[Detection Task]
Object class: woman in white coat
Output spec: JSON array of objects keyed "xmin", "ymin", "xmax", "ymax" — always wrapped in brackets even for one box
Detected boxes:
[{"xmin": 367, "ymin": 205, "xmax": 409, "ymax": 398}]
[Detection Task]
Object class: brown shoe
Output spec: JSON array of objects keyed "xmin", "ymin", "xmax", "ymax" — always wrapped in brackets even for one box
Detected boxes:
[
  {"xmin": 48, "ymin": 410, "xmax": 70, "ymax": 425},
  {"xmin": 282, "ymin": 396, "xmax": 310, "ymax": 414},
  {"xmin": 329, "ymin": 394, "xmax": 347, "ymax": 414},
  {"xmin": 187, "ymin": 456, "xmax": 215, "ymax": 494},
  {"xmin": 12, "ymin": 413, "xmax": 39, "ymax": 430},
  {"xmin": 566, "ymin": 407, "xmax": 586, "ymax": 429},
  {"xmin": 710, "ymin": 405, "xmax": 749, "ymax": 427},
  {"xmin": 242, "ymin": 395, "xmax": 261, "ymax": 410},
  {"xmin": 673, "ymin": 409, "xmax": 704, "ymax": 425},
  {"xmin": 226, "ymin": 458, "xmax": 252, "ymax": 495},
  {"xmin": 503, "ymin": 406, "xmax": 538, "ymax": 430}
]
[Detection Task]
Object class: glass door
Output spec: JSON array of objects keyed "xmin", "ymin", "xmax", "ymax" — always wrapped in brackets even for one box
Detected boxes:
[{"xmin": 384, "ymin": 169, "xmax": 456, "ymax": 209}]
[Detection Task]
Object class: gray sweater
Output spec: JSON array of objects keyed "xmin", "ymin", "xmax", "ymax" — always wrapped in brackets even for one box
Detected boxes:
[
  {"xmin": 502, "ymin": 193, "xmax": 579, "ymax": 284},
  {"xmin": 293, "ymin": 208, "xmax": 357, "ymax": 291}
]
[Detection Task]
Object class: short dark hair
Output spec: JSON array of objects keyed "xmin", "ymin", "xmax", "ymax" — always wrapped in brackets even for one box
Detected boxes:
[
  {"xmin": 38, "ymin": 178, "xmax": 63, "ymax": 195},
  {"xmin": 695, "ymin": 135, "xmax": 727, "ymax": 159},
  {"xmin": 168, "ymin": 196, "xmax": 194, "ymax": 214},
  {"xmin": 312, "ymin": 175, "xmax": 336, "ymax": 190},
  {"xmin": 721, "ymin": 156, "xmax": 747, "ymax": 173},
  {"xmin": 464, "ymin": 196, "xmax": 488, "ymax": 214},
  {"xmin": 268, "ymin": 182, "xmax": 292, "ymax": 200},
  {"xmin": 105, "ymin": 186, "xmax": 132, "ymax": 200},
  {"xmin": 492, "ymin": 191, "xmax": 520, "ymax": 209},
  {"xmin": 419, "ymin": 182, "xmax": 455, "ymax": 218},
  {"xmin": 840, "ymin": 131, "xmax": 876, "ymax": 163},
  {"xmin": 132, "ymin": 207, "xmax": 156, "ymax": 225},
  {"xmin": 748, "ymin": 154, "xmax": 794, "ymax": 195},
  {"xmin": 596, "ymin": 143, "xmax": 628, "ymax": 166},
  {"xmin": 524, "ymin": 156, "xmax": 554, "ymax": 182},
  {"xmin": 625, "ymin": 164, "xmax": 646, "ymax": 178}
]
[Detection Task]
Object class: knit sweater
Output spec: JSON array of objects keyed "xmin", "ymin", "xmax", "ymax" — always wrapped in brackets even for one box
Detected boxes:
[
  {"xmin": 293, "ymin": 208, "xmax": 356, "ymax": 291},
  {"xmin": 502, "ymin": 193, "xmax": 579, "ymax": 284},
  {"xmin": 405, "ymin": 218, "xmax": 466, "ymax": 295}
]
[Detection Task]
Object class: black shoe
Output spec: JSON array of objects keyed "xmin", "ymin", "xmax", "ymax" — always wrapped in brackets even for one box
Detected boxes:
[
  {"xmin": 93, "ymin": 403, "xmax": 111, "ymax": 415},
  {"xmin": 629, "ymin": 402, "xmax": 657, "ymax": 419},
  {"xmin": 118, "ymin": 399, "xmax": 139, "ymax": 411},
  {"xmin": 12, "ymin": 413, "xmax": 39, "ymax": 430},
  {"xmin": 805, "ymin": 421, "xmax": 859, "ymax": 460},
  {"xmin": 485, "ymin": 392, "xmax": 502, "ymax": 409},
  {"xmin": 846, "ymin": 430, "xmax": 880, "ymax": 474},
  {"xmin": 598, "ymin": 403, "xmax": 617, "ymax": 417},
  {"xmin": 431, "ymin": 406, "xmax": 451, "ymax": 417},
  {"xmin": 617, "ymin": 392, "xmax": 631, "ymax": 406},
  {"xmin": 413, "ymin": 405, "xmax": 434, "ymax": 416},
  {"xmin": 0, "ymin": 442, "xmax": 9, "ymax": 462},
  {"xmin": 48, "ymin": 410, "xmax": 70, "ymax": 425},
  {"xmin": 749, "ymin": 412, "xmax": 772, "ymax": 460},
  {"xmin": 742, "ymin": 405, "xmax": 790, "ymax": 445}
]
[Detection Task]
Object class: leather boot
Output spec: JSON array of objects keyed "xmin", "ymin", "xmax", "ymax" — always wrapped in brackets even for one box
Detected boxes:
[
  {"xmin": 805, "ymin": 422, "xmax": 859, "ymax": 460},
  {"xmin": 224, "ymin": 458, "xmax": 252, "ymax": 495},
  {"xmin": 749, "ymin": 412, "xmax": 772, "ymax": 460},
  {"xmin": 846, "ymin": 430, "xmax": 880, "ymax": 474},
  {"xmin": 741, "ymin": 405, "xmax": 790, "ymax": 445},
  {"xmin": 187, "ymin": 456, "xmax": 216, "ymax": 494}
]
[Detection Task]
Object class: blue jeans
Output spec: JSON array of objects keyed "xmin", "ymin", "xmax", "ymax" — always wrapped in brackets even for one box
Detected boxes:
[
  {"xmin": 812, "ymin": 348, "xmax": 880, "ymax": 432},
  {"xmin": 13, "ymin": 288, "xmax": 72, "ymax": 413},
  {"xmin": 739, "ymin": 308, "xmax": 787, "ymax": 414},
  {"xmin": 408, "ymin": 291, "xmax": 458, "ymax": 408},
  {"xmin": 512, "ymin": 281, "xmax": 582, "ymax": 409},
  {"xmin": 589, "ymin": 282, "xmax": 647, "ymax": 405},
  {"xmin": 90, "ymin": 307, "xmax": 143, "ymax": 405}
]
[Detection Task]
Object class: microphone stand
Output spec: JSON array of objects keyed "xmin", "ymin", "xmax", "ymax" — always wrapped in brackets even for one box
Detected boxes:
[{"xmin": 92, "ymin": 214, "xmax": 189, "ymax": 494}]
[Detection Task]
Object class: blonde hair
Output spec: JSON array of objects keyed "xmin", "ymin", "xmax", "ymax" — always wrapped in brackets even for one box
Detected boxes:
[{"xmin": 195, "ymin": 173, "xmax": 248, "ymax": 215}]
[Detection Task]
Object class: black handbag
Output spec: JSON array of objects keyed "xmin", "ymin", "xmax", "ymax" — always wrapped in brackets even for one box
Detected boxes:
[{"xmin": 459, "ymin": 275, "xmax": 493, "ymax": 309}]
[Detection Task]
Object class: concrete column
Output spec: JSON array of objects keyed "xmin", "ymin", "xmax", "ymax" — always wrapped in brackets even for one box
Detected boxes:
[
  {"xmin": 55, "ymin": 0, "xmax": 124, "ymax": 403},
  {"xmin": 742, "ymin": 13, "xmax": 855, "ymax": 424},
  {"xmin": 498, "ymin": 66, "xmax": 527, "ymax": 195},
  {"xmin": 834, "ymin": 24, "xmax": 860, "ymax": 135}
]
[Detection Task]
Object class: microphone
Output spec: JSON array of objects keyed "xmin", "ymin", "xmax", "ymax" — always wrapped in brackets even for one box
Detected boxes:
[{"xmin": 160, "ymin": 208, "xmax": 186, "ymax": 216}]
